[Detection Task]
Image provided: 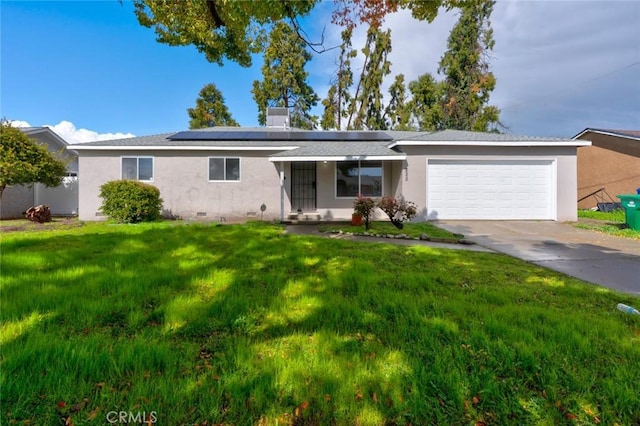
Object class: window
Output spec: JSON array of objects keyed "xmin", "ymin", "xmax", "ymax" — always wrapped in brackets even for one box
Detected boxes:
[
  {"xmin": 209, "ymin": 157, "xmax": 240, "ymax": 181},
  {"xmin": 336, "ymin": 160, "xmax": 382, "ymax": 197},
  {"xmin": 122, "ymin": 157, "xmax": 153, "ymax": 181}
]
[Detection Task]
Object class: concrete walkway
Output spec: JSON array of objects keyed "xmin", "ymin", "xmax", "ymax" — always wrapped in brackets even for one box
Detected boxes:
[
  {"xmin": 435, "ymin": 221, "xmax": 640, "ymax": 296},
  {"xmin": 285, "ymin": 224, "xmax": 493, "ymax": 252}
]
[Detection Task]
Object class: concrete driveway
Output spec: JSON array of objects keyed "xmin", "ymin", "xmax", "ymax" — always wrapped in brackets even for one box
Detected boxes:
[{"xmin": 435, "ymin": 221, "xmax": 640, "ymax": 296}]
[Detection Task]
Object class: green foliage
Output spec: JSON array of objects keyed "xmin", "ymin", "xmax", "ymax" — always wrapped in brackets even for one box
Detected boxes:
[
  {"xmin": 377, "ymin": 196, "xmax": 418, "ymax": 229},
  {"xmin": 321, "ymin": 28, "xmax": 357, "ymax": 130},
  {"xmin": 188, "ymin": 83, "xmax": 239, "ymax": 129},
  {"xmin": 0, "ymin": 122, "xmax": 68, "ymax": 198},
  {"xmin": 385, "ymin": 74, "xmax": 415, "ymax": 130},
  {"xmin": 132, "ymin": 0, "xmax": 317, "ymax": 67},
  {"xmin": 347, "ymin": 25, "xmax": 393, "ymax": 130},
  {"xmin": 99, "ymin": 179, "xmax": 163, "ymax": 223},
  {"xmin": 438, "ymin": 0, "xmax": 500, "ymax": 131},
  {"xmin": 353, "ymin": 195, "xmax": 376, "ymax": 230},
  {"xmin": 251, "ymin": 21, "xmax": 319, "ymax": 129},
  {"xmin": 408, "ymin": 73, "xmax": 446, "ymax": 131},
  {"xmin": 131, "ymin": 1, "xmax": 444, "ymax": 67}
]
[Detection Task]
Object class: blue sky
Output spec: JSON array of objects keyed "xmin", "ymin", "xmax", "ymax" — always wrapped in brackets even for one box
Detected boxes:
[{"xmin": 2, "ymin": 1, "xmax": 639, "ymax": 143}]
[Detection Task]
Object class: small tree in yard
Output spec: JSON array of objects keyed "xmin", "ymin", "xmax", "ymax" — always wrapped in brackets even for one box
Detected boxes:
[
  {"xmin": 99, "ymin": 180, "xmax": 163, "ymax": 223},
  {"xmin": 378, "ymin": 196, "xmax": 417, "ymax": 229},
  {"xmin": 0, "ymin": 122, "xmax": 67, "ymax": 200},
  {"xmin": 353, "ymin": 195, "xmax": 375, "ymax": 230}
]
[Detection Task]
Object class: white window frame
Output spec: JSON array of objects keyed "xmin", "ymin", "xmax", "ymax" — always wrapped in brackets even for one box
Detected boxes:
[
  {"xmin": 121, "ymin": 156, "xmax": 154, "ymax": 182},
  {"xmin": 335, "ymin": 160, "xmax": 384, "ymax": 199},
  {"xmin": 208, "ymin": 157, "xmax": 241, "ymax": 182}
]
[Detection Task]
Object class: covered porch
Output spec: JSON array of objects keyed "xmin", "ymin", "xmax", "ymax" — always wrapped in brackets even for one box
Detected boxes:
[{"xmin": 269, "ymin": 145, "xmax": 407, "ymax": 222}]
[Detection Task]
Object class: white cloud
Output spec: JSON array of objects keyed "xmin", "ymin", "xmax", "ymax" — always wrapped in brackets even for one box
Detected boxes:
[
  {"xmin": 10, "ymin": 120, "xmax": 135, "ymax": 144},
  {"xmin": 9, "ymin": 120, "xmax": 32, "ymax": 128}
]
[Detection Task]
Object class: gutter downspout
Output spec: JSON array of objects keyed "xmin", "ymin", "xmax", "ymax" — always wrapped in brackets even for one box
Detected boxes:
[{"xmin": 279, "ymin": 162, "xmax": 285, "ymax": 222}]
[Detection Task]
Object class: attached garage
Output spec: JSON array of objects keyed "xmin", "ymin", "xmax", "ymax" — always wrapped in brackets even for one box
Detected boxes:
[
  {"xmin": 390, "ymin": 130, "xmax": 591, "ymax": 222},
  {"xmin": 426, "ymin": 159, "xmax": 555, "ymax": 220}
]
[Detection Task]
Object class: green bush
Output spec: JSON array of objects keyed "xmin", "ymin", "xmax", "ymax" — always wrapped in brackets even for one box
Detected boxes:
[{"xmin": 99, "ymin": 180, "xmax": 163, "ymax": 223}]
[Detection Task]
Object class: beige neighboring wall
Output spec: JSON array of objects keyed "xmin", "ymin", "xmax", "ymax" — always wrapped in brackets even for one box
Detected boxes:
[
  {"xmin": 78, "ymin": 150, "xmax": 286, "ymax": 221},
  {"xmin": 400, "ymin": 145, "xmax": 580, "ymax": 222},
  {"xmin": 575, "ymin": 133, "xmax": 640, "ymax": 209}
]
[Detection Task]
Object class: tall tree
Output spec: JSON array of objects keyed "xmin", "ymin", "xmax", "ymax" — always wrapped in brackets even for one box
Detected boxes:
[
  {"xmin": 408, "ymin": 73, "xmax": 445, "ymax": 131},
  {"xmin": 0, "ymin": 122, "xmax": 67, "ymax": 200},
  {"xmin": 188, "ymin": 83, "xmax": 239, "ymax": 129},
  {"xmin": 438, "ymin": 0, "xmax": 500, "ymax": 131},
  {"xmin": 347, "ymin": 25, "xmax": 392, "ymax": 130},
  {"xmin": 384, "ymin": 74, "xmax": 414, "ymax": 130},
  {"xmin": 251, "ymin": 22, "xmax": 319, "ymax": 129},
  {"xmin": 321, "ymin": 28, "xmax": 357, "ymax": 130},
  {"xmin": 131, "ymin": 0, "xmax": 444, "ymax": 67}
]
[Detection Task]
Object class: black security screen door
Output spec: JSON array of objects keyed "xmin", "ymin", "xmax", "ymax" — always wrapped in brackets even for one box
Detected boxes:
[{"xmin": 291, "ymin": 162, "xmax": 317, "ymax": 211}]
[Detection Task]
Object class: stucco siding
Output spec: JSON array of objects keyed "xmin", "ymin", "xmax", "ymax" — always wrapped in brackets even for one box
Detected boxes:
[
  {"xmin": 400, "ymin": 145, "xmax": 578, "ymax": 221},
  {"xmin": 78, "ymin": 151, "xmax": 285, "ymax": 221},
  {"xmin": 576, "ymin": 142, "xmax": 640, "ymax": 209}
]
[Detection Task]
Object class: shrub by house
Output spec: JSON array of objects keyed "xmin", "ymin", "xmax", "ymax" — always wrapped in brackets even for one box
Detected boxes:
[{"xmin": 99, "ymin": 180, "xmax": 163, "ymax": 223}]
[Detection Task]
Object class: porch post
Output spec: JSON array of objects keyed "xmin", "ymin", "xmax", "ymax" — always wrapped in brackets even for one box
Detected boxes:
[{"xmin": 279, "ymin": 162, "xmax": 285, "ymax": 222}]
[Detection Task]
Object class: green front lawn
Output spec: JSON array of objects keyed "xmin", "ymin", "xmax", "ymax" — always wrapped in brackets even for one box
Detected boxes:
[{"xmin": 2, "ymin": 222, "xmax": 639, "ymax": 425}]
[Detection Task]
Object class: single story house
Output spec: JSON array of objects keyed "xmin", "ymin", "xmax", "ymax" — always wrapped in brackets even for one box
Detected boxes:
[
  {"xmin": 572, "ymin": 128, "xmax": 640, "ymax": 209},
  {"xmin": 72, "ymin": 119, "xmax": 590, "ymax": 222},
  {"xmin": 0, "ymin": 127, "xmax": 78, "ymax": 219}
]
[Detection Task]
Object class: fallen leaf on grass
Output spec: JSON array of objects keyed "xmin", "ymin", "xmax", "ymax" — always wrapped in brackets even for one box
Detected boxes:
[
  {"xmin": 564, "ymin": 413, "xmax": 577, "ymax": 420},
  {"xmin": 87, "ymin": 407, "xmax": 100, "ymax": 421},
  {"xmin": 472, "ymin": 396, "xmax": 480, "ymax": 405},
  {"xmin": 57, "ymin": 401, "xmax": 67, "ymax": 409},
  {"xmin": 372, "ymin": 393, "xmax": 378, "ymax": 404}
]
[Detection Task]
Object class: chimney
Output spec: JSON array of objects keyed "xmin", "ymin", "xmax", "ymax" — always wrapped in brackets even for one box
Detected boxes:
[{"xmin": 266, "ymin": 107, "xmax": 290, "ymax": 128}]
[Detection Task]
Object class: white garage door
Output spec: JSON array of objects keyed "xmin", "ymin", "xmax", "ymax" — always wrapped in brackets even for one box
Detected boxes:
[{"xmin": 427, "ymin": 159, "xmax": 554, "ymax": 220}]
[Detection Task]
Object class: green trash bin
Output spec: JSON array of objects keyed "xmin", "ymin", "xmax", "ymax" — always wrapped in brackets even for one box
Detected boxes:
[{"xmin": 617, "ymin": 194, "xmax": 640, "ymax": 230}]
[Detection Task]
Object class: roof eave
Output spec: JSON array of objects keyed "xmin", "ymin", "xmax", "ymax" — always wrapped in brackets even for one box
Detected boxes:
[
  {"xmin": 269, "ymin": 154, "xmax": 407, "ymax": 162},
  {"xmin": 72, "ymin": 145, "xmax": 300, "ymax": 151},
  {"xmin": 572, "ymin": 128, "xmax": 640, "ymax": 141},
  {"xmin": 391, "ymin": 140, "xmax": 591, "ymax": 147}
]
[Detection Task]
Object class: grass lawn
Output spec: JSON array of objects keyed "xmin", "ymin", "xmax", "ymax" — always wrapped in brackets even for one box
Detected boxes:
[
  {"xmin": 2, "ymin": 221, "xmax": 640, "ymax": 425},
  {"xmin": 576, "ymin": 209, "xmax": 640, "ymax": 240},
  {"xmin": 318, "ymin": 221, "xmax": 463, "ymax": 241}
]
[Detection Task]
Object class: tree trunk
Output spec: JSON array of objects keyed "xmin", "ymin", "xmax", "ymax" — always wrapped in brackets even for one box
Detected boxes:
[{"xmin": 25, "ymin": 205, "xmax": 52, "ymax": 223}]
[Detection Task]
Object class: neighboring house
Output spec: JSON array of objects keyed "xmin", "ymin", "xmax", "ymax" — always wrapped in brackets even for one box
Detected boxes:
[
  {"xmin": 73, "ymin": 116, "xmax": 589, "ymax": 222},
  {"xmin": 0, "ymin": 127, "xmax": 78, "ymax": 219},
  {"xmin": 572, "ymin": 128, "xmax": 640, "ymax": 209}
]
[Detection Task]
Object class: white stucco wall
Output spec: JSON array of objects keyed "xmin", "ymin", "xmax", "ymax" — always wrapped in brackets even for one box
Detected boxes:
[{"xmin": 400, "ymin": 145, "xmax": 579, "ymax": 222}]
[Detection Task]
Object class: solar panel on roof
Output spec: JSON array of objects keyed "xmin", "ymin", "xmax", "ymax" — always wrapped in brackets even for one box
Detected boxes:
[{"xmin": 169, "ymin": 130, "xmax": 393, "ymax": 141}]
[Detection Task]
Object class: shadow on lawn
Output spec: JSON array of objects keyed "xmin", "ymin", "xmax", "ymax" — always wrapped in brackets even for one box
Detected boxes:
[{"xmin": 2, "ymin": 222, "xmax": 640, "ymax": 424}]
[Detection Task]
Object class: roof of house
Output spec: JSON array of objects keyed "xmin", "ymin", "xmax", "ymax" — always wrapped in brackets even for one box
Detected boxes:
[
  {"xmin": 573, "ymin": 128, "xmax": 640, "ymax": 141},
  {"xmin": 19, "ymin": 126, "xmax": 70, "ymax": 147},
  {"xmin": 71, "ymin": 127, "xmax": 588, "ymax": 159}
]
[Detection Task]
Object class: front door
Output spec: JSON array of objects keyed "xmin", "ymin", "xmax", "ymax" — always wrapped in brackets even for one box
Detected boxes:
[{"xmin": 291, "ymin": 162, "xmax": 317, "ymax": 211}]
